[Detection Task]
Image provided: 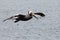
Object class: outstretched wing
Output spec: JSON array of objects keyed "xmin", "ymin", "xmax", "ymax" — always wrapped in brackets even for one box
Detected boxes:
[
  {"xmin": 34, "ymin": 12, "xmax": 45, "ymax": 17},
  {"xmin": 3, "ymin": 16, "xmax": 14, "ymax": 22},
  {"xmin": 3, "ymin": 14, "xmax": 25, "ymax": 22}
]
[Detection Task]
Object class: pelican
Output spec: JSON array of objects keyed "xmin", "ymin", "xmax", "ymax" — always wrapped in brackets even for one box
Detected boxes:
[{"xmin": 3, "ymin": 11, "xmax": 45, "ymax": 23}]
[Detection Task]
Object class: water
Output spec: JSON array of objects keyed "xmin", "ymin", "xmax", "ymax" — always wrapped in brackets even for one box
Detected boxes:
[{"xmin": 0, "ymin": 0, "xmax": 60, "ymax": 40}]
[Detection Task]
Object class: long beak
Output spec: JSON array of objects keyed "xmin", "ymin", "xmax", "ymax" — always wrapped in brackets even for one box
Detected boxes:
[{"xmin": 33, "ymin": 15, "xmax": 38, "ymax": 19}]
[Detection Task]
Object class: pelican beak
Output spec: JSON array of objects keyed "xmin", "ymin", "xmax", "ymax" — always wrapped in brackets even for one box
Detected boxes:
[{"xmin": 33, "ymin": 15, "xmax": 38, "ymax": 19}]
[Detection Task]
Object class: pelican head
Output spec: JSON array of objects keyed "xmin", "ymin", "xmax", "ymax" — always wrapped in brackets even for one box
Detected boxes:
[
  {"xmin": 28, "ymin": 11, "xmax": 38, "ymax": 19},
  {"xmin": 28, "ymin": 11, "xmax": 32, "ymax": 14}
]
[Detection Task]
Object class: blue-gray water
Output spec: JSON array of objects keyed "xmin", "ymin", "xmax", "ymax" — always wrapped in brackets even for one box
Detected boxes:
[{"xmin": 0, "ymin": 0, "xmax": 60, "ymax": 40}]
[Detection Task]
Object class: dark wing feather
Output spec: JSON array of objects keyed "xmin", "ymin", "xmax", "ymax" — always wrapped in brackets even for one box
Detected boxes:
[
  {"xmin": 14, "ymin": 14, "xmax": 25, "ymax": 17},
  {"xmin": 3, "ymin": 16, "xmax": 14, "ymax": 22},
  {"xmin": 34, "ymin": 12, "xmax": 45, "ymax": 17},
  {"xmin": 3, "ymin": 14, "xmax": 25, "ymax": 22}
]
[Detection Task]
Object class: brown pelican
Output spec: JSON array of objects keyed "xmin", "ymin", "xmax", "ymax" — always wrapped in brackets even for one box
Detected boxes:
[{"xmin": 3, "ymin": 11, "xmax": 45, "ymax": 23}]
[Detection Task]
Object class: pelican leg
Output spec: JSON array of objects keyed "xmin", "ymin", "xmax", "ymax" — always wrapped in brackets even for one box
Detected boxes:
[
  {"xmin": 14, "ymin": 18, "xmax": 20, "ymax": 23},
  {"xmin": 14, "ymin": 20, "xmax": 18, "ymax": 23}
]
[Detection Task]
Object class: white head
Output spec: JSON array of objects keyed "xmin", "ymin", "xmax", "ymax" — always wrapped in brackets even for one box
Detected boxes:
[
  {"xmin": 28, "ymin": 10, "xmax": 38, "ymax": 19},
  {"xmin": 28, "ymin": 11, "xmax": 32, "ymax": 14}
]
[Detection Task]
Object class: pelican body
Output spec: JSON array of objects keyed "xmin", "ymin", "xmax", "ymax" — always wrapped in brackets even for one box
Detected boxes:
[{"xmin": 14, "ymin": 13, "xmax": 33, "ymax": 23}]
